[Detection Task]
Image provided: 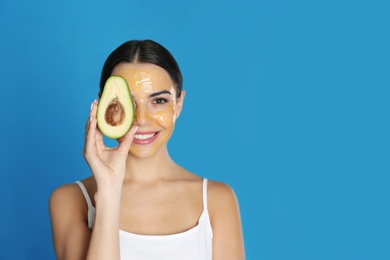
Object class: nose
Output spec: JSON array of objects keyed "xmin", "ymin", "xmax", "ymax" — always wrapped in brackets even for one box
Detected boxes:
[{"xmin": 134, "ymin": 103, "xmax": 153, "ymax": 127}]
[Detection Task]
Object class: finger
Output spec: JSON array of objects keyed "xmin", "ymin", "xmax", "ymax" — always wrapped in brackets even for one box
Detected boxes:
[
  {"xmin": 85, "ymin": 100, "xmax": 97, "ymax": 133},
  {"xmin": 117, "ymin": 124, "xmax": 138, "ymax": 154},
  {"xmin": 95, "ymin": 121, "xmax": 105, "ymax": 151},
  {"xmin": 83, "ymin": 100, "xmax": 96, "ymax": 155},
  {"xmin": 85, "ymin": 100, "xmax": 98, "ymax": 154},
  {"xmin": 91, "ymin": 100, "xmax": 107, "ymax": 151}
]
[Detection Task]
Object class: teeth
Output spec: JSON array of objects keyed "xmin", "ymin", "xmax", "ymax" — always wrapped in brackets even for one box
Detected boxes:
[{"xmin": 134, "ymin": 133, "xmax": 155, "ymax": 140}]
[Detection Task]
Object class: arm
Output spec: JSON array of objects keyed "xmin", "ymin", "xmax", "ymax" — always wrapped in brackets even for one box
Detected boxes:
[
  {"xmin": 49, "ymin": 100, "xmax": 137, "ymax": 260},
  {"xmin": 209, "ymin": 182, "xmax": 245, "ymax": 260},
  {"xmin": 49, "ymin": 183, "xmax": 124, "ymax": 260},
  {"xmin": 49, "ymin": 184, "xmax": 91, "ymax": 260},
  {"xmin": 86, "ymin": 186, "xmax": 122, "ymax": 260},
  {"xmin": 84, "ymin": 100, "xmax": 137, "ymax": 260}
]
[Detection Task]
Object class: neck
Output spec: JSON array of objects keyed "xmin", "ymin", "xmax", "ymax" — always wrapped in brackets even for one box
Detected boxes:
[{"xmin": 124, "ymin": 147, "xmax": 178, "ymax": 183}]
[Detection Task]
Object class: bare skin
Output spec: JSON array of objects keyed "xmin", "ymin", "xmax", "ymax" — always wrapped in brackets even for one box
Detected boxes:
[{"xmin": 49, "ymin": 63, "xmax": 245, "ymax": 260}]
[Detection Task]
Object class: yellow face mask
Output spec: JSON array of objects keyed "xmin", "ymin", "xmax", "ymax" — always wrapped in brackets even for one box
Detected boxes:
[{"xmin": 112, "ymin": 63, "xmax": 184, "ymax": 158}]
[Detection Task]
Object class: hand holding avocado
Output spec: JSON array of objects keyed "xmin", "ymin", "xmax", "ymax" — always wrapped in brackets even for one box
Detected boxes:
[{"xmin": 83, "ymin": 98, "xmax": 137, "ymax": 191}]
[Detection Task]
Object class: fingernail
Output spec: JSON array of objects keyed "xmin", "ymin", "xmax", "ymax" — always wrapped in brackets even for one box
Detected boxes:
[
  {"xmin": 90, "ymin": 116, "xmax": 93, "ymax": 122},
  {"xmin": 91, "ymin": 100, "xmax": 97, "ymax": 110},
  {"xmin": 133, "ymin": 126, "xmax": 138, "ymax": 134}
]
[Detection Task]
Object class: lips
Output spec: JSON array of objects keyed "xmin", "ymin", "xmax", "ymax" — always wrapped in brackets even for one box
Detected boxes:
[{"xmin": 133, "ymin": 131, "xmax": 161, "ymax": 145}]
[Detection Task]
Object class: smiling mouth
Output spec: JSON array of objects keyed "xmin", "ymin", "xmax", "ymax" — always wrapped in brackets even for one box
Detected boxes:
[
  {"xmin": 133, "ymin": 131, "xmax": 160, "ymax": 144},
  {"xmin": 134, "ymin": 133, "xmax": 156, "ymax": 140}
]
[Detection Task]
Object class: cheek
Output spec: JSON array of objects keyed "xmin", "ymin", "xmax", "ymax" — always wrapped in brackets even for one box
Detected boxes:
[{"xmin": 151, "ymin": 105, "xmax": 176, "ymax": 126}]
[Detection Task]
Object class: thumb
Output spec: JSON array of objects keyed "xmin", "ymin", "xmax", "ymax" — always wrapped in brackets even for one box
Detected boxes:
[{"xmin": 117, "ymin": 125, "xmax": 138, "ymax": 154}]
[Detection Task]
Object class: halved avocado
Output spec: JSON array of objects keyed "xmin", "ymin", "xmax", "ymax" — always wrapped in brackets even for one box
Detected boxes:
[{"xmin": 97, "ymin": 76, "xmax": 134, "ymax": 139}]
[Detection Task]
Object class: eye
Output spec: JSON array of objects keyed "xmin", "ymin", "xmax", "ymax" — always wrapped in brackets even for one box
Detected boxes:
[{"xmin": 153, "ymin": 98, "xmax": 168, "ymax": 104}]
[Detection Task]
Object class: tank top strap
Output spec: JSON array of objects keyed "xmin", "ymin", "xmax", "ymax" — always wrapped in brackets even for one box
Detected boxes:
[
  {"xmin": 75, "ymin": 181, "xmax": 95, "ymax": 229},
  {"xmin": 75, "ymin": 181, "xmax": 93, "ymax": 207},
  {"xmin": 202, "ymin": 178, "xmax": 208, "ymax": 210}
]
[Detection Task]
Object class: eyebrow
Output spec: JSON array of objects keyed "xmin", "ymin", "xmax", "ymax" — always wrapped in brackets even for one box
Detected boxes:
[{"xmin": 148, "ymin": 90, "xmax": 172, "ymax": 98}]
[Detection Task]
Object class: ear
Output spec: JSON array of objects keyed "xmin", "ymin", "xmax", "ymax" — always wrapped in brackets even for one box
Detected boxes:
[{"xmin": 174, "ymin": 90, "xmax": 186, "ymax": 120}]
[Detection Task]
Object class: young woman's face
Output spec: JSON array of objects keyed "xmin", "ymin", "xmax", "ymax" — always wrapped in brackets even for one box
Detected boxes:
[{"xmin": 111, "ymin": 63, "xmax": 184, "ymax": 158}]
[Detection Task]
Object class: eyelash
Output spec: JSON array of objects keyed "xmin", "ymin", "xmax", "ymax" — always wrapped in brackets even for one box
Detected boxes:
[{"xmin": 153, "ymin": 98, "xmax": 168, "ymax": 104}]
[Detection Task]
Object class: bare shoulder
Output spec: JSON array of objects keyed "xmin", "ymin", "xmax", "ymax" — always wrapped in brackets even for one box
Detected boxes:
[
  {"xmin": 207, "ymin": 180, "xmax": 239, "ymax": 203},
  {"xmin": 207, "ymin": 180, "xmax": 241, "ymax": 218},
  {"xmin": 49, "ymin": 178, "xmax": 94, "ymax": 259},
  {"xmin": 49, "ymin": 184, "xmax": 85, "ymax": 255},
  {"xmin": 49, "ymin": 182, "xmax": 85, "ymax": 215},
  {"xmin": 207, "ymin": 180, "xmax": 245, "ymax": 259},
  {"xmin": 49, "ymin": 176, "xmax": 95, "ymax": 217}
]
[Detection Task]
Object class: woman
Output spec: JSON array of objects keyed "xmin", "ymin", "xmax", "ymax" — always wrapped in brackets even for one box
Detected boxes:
[{"xmin": 49, "ymin": 39, "xmax": 245, "ymax": 260}]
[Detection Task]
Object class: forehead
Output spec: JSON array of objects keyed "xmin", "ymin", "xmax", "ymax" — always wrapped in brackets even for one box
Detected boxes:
[{"xmin": 111, "ymin": 63, "xmax": 173, "ymax": 90}]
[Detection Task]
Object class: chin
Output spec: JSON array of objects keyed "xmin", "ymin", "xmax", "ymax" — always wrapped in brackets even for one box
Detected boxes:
[{"xmin": 129, "ymin": 146, "xmax": 164, "ymax": 159}]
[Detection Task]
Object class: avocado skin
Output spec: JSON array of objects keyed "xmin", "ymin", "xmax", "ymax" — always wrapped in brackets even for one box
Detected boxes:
[{"xmin": 97, "ymin": 76, "xmax": 134, "ymax": 139}]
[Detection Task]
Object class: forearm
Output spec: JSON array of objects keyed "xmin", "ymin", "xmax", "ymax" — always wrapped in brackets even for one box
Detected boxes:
[{"xmin": 86, "ymin": 190, "xmax": 122, "ymax": 260}]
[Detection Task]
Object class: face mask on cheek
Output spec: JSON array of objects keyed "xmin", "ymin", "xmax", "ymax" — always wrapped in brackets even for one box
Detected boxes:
[{"xmin": 150, "ymin": 102, "xmax": 176, "ymax": 124}]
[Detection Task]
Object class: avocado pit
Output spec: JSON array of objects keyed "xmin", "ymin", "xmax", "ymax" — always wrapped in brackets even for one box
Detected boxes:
[{"xmin": 104, "ymin": 97, "xmax": 125, "ymax": 126}]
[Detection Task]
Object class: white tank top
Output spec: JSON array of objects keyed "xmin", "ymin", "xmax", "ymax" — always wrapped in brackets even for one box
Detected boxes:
[{"xmin": 75, "ymin": 179, "xmax": 213, "ymax": 260}]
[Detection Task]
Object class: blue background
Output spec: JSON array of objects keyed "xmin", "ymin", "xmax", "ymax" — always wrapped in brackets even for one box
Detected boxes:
[{"xmin": 1, "ymin": 0, "xmax": 389, "ymax": 259}]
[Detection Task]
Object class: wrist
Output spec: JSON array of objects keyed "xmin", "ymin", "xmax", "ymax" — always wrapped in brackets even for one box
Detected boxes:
[{"xmin": 95, "ymin": 186, "xmax": 121, "ymax": 199}]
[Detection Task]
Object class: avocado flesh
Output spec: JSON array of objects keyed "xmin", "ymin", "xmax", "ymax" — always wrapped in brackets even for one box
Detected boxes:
[{"xmin": 97, "ymin": 76, "xmax": 134, "ymax": 139}]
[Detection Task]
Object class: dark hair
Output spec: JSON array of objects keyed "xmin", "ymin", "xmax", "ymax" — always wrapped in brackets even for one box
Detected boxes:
[{"xmin": 100, "ymin": 40, "xmax": 183, "ymax": 98}]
